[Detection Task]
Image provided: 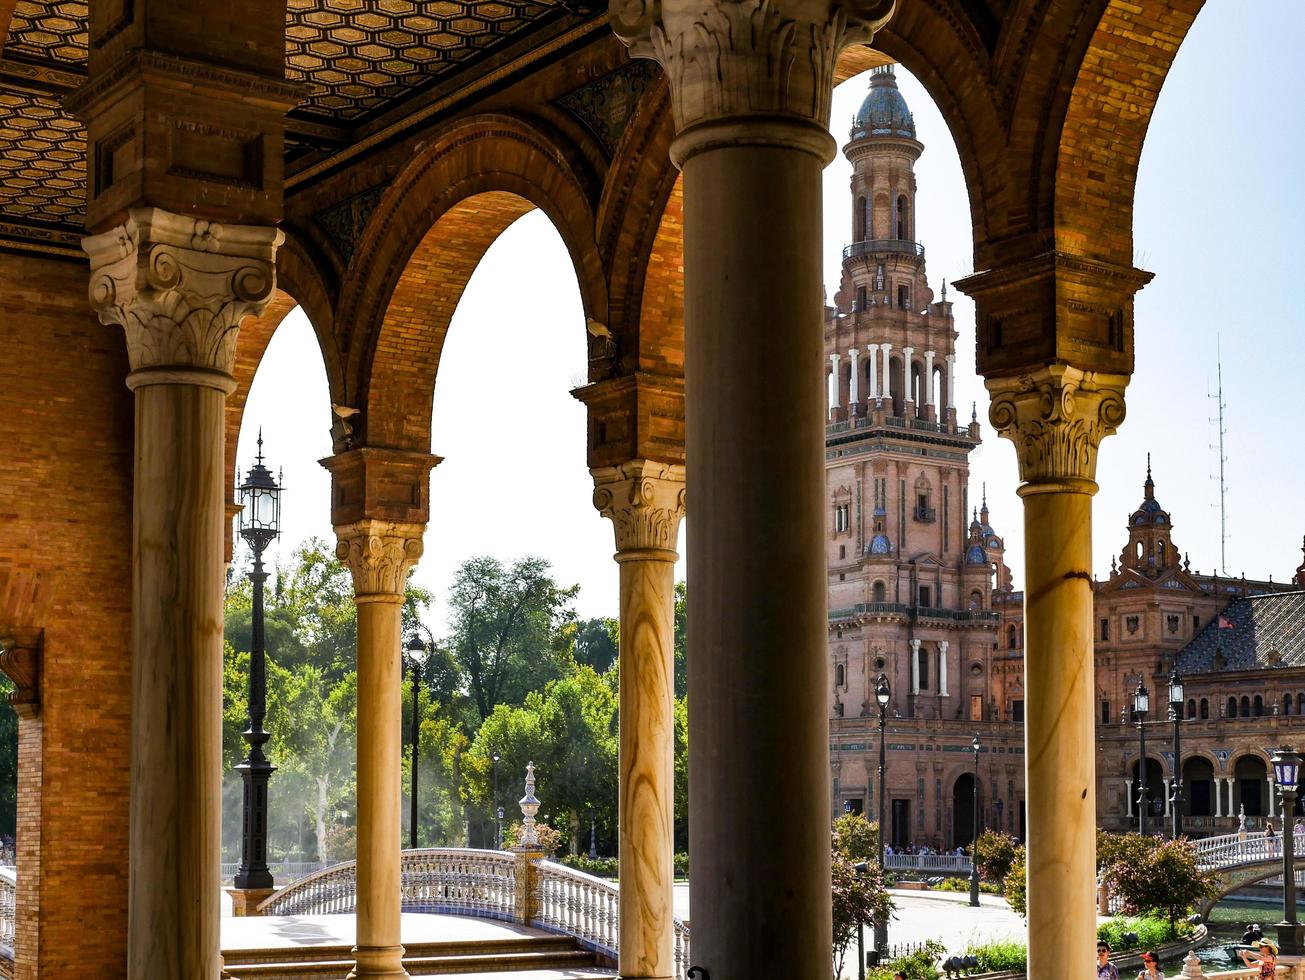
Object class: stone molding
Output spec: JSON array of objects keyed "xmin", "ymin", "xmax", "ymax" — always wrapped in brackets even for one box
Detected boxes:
[
  {"xmin": 334, "ymin": 519, "xmax": 426, "ymax": 597},
  {"xmin": 986, "ymin": 364, "xmax": 1128, "ymax": 489},
  {"xmin": 591, "ymin": 459, "xmax": 686, "ymax": 554},
  {"xmin": 610, "ymin": 0, "xmax": 896, "ymax": 139},
  {"xmin": 83, "ymin": 208, "xmax": 283, "ymax": 385},
  {"xmin": 0, "ymin": 628, "xmax": 43, "ymax": 720}
]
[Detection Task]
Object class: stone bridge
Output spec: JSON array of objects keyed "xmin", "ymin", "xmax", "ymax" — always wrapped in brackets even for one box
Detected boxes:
[{"xmin": 1193, "ymin": 831, "xmax": 1305, "ymax": 916}]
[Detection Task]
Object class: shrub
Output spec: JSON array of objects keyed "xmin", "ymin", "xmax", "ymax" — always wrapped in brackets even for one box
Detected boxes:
[
  {"xmin": 558, "ymin": 853, "xmax": 619, "ymax": 878},
  {"xmin": 1097, "ymin": 829, "xmax": 1160, "ymax": 873},
  {"xmin": 501, "ymin": 820, "xmax": 563, "ymax": 855},
  {"xmin": 865, "ymin": 939, "xmax": 945, "ymax": 979},
  {"xmin": 833, "ymin": 812, "xmax": 879, "ymax": 864},
  {"xmin": 973, "ymin": 830, "xmax": 1018, "ymax": 883},
  {"xmin": 1003, "ymin": 845, "xmax": 1027, "ymax": 917},
  {"xmin": 933, "ymin": 877, "xmax": 1000, "ymax": 894},
  {"xmin": 964, "ymin": 938, "xmax": 1027, "ymax": 973},
  {"xmin": 673, "ymin": 851, "xmax": 689, "ymax": 879},
  {"xmin": 1097, "ymin": 915, "xmax": 1188, "ymax": 951},
  {"xmin": 1106, "ymin": 837, "xmax": 1215, "ymax": 931}
]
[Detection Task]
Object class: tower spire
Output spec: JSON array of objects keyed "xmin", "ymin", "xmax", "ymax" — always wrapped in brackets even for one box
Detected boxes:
[{"xmin": 1144, "ymin": 453, "xmax": 1154, "ymax": 499}]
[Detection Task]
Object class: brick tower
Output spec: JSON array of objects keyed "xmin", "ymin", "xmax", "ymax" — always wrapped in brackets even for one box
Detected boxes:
[{"xmin": 825, "ymin": 66, "xmax": 1016, "ymax": 849}]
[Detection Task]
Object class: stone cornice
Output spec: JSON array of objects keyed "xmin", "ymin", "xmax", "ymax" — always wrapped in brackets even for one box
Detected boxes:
[
  {"xmin": 986, "ymin": 364, "xmax": 1128, "ymax": 490},
  {"xmin": 334, "ymin": 519, "xmax": 426, "ymax": 597},
  {"xmin": 954, "ymin": 250, "xmax": 1153, "ymax": 297},
  {"xmin": 0, "ymin": 628, "xmax": 43, "ymax": 720},
  {"xmin": 83, "ymin": 208, "xmax": 283, "ymax": 385},
  {"xmin": 591, "ymin": 459, "xmax": 686, "ymax": 554},
  {"xmin": 610, "ymin": 0, "xmax": 895, "ymax": 148}
]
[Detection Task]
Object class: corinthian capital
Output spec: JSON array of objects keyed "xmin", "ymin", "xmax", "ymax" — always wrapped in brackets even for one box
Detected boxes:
[
  {"xmin": 986, "ymin": 365, "xmax": 1129, "ymax": 490},
  {"xmin": 82, "ymin": 207, "xmax": 283, "ymax": 388},
  {"xmin": 334, "ymin": 520, "xmax": 426, "ymax": 597},
  {"xmin": 592, "ymin": 460, "xmax": 687, "ymax": 555},
  {"xmin": 610, "ymin": 0, "xmax": 895, "ymax": 137}
]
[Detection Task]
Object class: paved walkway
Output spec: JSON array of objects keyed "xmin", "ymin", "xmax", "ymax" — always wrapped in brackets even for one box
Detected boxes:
[{"xmin": 222, "ymin": 912, "xmax": 562, "ymax": 951}]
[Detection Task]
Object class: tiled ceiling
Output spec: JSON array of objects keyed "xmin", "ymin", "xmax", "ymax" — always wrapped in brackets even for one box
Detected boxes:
[{"xmin": 0, "ymin": 0, "xmax": 570, "ymax": 238}]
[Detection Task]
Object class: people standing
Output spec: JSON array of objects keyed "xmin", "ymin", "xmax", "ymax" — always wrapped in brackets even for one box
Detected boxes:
[
  {"xmin": 1097, "ymin": 942, "xmax": 1120, "ymax": 980},
  {"xmin": 1239, "ymin": 938, "xmax": 1278, "ymax": 979},
  {"xmin": 1136, "ymin": 950, "xmax": 1164, "ymax": 980}
]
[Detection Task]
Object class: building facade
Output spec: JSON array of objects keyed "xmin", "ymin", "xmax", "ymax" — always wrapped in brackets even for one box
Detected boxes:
[{"xmin": 826, "ymin": 71, "xmax": 1305, "ymax": 849}]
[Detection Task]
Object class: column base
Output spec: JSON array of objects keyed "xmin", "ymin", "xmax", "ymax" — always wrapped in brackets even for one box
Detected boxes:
[
  {"xmin": 348, "ymin": 945, "xmax": 408, "ymax": 979},
  {"xmin": 225, "ymin": 886, "xmax": 275, "ymax": 916}
]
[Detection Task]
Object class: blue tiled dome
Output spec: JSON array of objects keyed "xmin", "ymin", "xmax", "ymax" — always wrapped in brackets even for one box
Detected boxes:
[
  {"xmin": 867, "ymin": 534, "xmax": 892, "ymax": 556},
  {"xmin": 851, "ymin": 66, "xmax": 915, "ymax": 140},
  {"xmin": 966, "ymin": 545, "xmax": 987, "ymax": 565}
]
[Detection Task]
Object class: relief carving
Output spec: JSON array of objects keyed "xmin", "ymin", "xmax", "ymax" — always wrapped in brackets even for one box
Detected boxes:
[
  {"xmin": 610, "ymin": 0, "xmax": 896, "ymax": 133},
  {"xmin": 591, "ymin": 459, "xmax": 686, "ymax": 553},
  {"xmin": 334, "ymin": 519, "xmax": 425, "ymax": 596},
  {"xmin": 82, "ymin": 207, "xmax": 283, "ymax": 380},
  {"xmin": 986, "ymin": 364, "xmax": 1128, "ymax": 487}
]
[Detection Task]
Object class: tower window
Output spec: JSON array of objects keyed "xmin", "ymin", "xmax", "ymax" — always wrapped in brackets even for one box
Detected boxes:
[
  {"xmin": 1101, "ymin": 700, "xmax": 1111, "ymax": 726},
  {"xmin": 1011, "ymin": 700, "xmax": 1024, "ymax": 723},
  {"xmin": 834, "ymin": 503, "xmax": 850, "ymax": 533},
  {"xmin": 839, "ymin": 544, "xmax": 846, "ymax": 560},
  {"xmin": 835, "ymin": 663, "xmax": 845, "ymax": 688},
  {"xmin": 856, "ymin": 286, "xmax": 867, "ymax": 312},
  {"xmin": 872, "ymin": 581, "xmax": 886, "ymax": 603},
  {"xmin": 855, "ymin": 195, "xmax": 867, "ymax": 241},
  {"xmin": 1101, "ymin": 618, "xmax": 1110, "ymax": 641},
  {"xmin": 918, "ymin": 585, "xmax": 931, "ymax": 608},
  {"xmin": 895, "ymin": 194, "xmax": 910, "ymax": 240},
  {"xmin": 897, "ymin": 284, "xmax": 910, "ymax": 310}
]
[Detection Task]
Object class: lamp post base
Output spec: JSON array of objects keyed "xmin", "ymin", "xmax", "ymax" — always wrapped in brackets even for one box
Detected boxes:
[
  {"xmin": 873, "ymin": 921, "xmax": 887, "ymax": 955},
  {"xmin": 226, "ymin": 886, "xmax": 275, "ymax": 917}
]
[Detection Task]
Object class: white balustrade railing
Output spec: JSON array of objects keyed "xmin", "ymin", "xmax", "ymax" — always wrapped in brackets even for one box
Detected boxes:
[
  {"xmin": 884, "ymin": 853, "xmax": 972, "ymax": 874},
  {"xmin": 0, "ymin": 868, "xmax": 14, "ymax": 955},
  {"xmin": 534, "ymin": 860, "xmax": 691, "ymax": 979},
  {"xmin": 221, "ymin": 860, "xmax": 329, "ymax": 883},
  {"xmin": 258, "ymin": 848, "xmax": 516, "ymax": 918},
  {"xmin": 1193, "ymin": 830, "xmax": 1305, "ymax": 870}
]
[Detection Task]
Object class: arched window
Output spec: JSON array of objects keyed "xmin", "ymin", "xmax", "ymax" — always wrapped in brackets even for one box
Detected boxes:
[
  {"xmin": 1007, "ymin": 624, "xmax": 1018, "ymax": 650},
  {"xmin": 855, "ymin": 195, "xmax": 867, "ymax": 241},
  {"xmin": 969, "ymin": 590, "xmax": 983, "ymax": 610},
  {"xmin": 897, "ymin": 283, "xmax": 911, "ymax": 310},
  {"xmin": 1187, "ymin": 698, "xmax": 1196, "ymax": 720},
  {"xmin": 1286, "ymin": 693, "xmax": 1295, "ymax": 716},
  {"xmin": 1200, "ymin": 698, "xmax": 1209, "ymax": 719},
  {"xmin": 855, "ymin": 286, "xmax": 867, "ymax": 311},
  {"xmin": 1228, "ymin": 697, "xmax": 1238, "ymax": 719},
  {"xmin": 1298, "ymin": 693, "xmax": 1305, "ymax": 715},
  {"xmin": 1135, "ymin": 541, "xmax": 1144, "ymax": 560},
  {"xmin": 1241, "ymin": 695, "xmax": 1251, "ymax": 717},
  {"xmin": 1254, "ymin": 695, "xmax": 1264, "ymax": 717},
  {"xmin": 835, "ymin": 663, "xmax": 845, "ymax": 688},
  {"xmin": 895, "ymin": 194, "xmax": 910, "ymax": 240},
  {"xmin": 919, "ymin": 648, "xmax": 929, "ymax": 690},
  {"xmin": 872, "ymin": 580, "xmax": 886, "ymax": 603}
]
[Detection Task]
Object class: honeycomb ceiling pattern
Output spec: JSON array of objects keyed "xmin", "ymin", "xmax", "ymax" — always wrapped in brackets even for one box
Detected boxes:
[
  {"xmin": 286, "ymin": 0, "xmax": 555, "ymax": 119},
  {"xmin": 4, "ymin": 0, "xmax": 87, "ymax": 66},
  {"xmin": 0, "ymin": 92, "xmax": 86, "ymax": 224}
]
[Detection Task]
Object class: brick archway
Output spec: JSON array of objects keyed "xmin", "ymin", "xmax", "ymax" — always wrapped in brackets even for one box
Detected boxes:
[{"xmin": 336, "ymin": 114, "xmax": 608, "ymax": 453}]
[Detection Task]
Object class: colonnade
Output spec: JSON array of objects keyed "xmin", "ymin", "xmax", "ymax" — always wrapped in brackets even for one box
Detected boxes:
[
  {"xmin": 827, "ymin": 344, "xmax": 956, "ymax": 419},
  {"xmin": 908, "ymin": 638, "xmax": 949, "ymax": 697}
]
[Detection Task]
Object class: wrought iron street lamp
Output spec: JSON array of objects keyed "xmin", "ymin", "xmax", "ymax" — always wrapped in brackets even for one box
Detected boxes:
[
  {"xmin": 1272, "ymin": 747, "xmax": 1304, "ymax": 956},
  {"xmin": 875, "ymin": 673, "xmax": 891, "ymax": 952},
  {"xmin": 969, "ymin": 734, "xmax": 981, "ymax": 907},
  {"xmin": 1168, "ymin": 666, "xmax": 1185, "ymax": 839},
  {"xmin": 406, "ymin": 633, "xmax": 429, "ymax": 849},
  {"xmin": 1134, "ymin": 680, "xmax": 1150, "ymax": 835},
  {"xmin": 492, "ymin": 751, "xmax": 501, "ymax": 848},
  {"xmin": 234, "ymin": 431, "xmax": 281, "ymax": 891}
]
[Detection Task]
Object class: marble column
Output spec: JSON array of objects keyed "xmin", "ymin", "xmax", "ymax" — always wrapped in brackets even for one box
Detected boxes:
[
  {"xmin": 924, "ymin": 349, "xmax": 935, "ymax": 412},
  {"xmin": 910, "ymin": 639, "xmax": 921, "ymax": 695},
  {"xmin": 849, "ymin": 348, "xmax": 860, "ymax": 408},
  {"xmin": 610, "ymin": 1, "xmax": 894, "ymax": 974},
  {"xmin": 336, "ymin": 521, "xmax": 426, "ymax": 980},
  {"xmin": 1126, "ymin": 779, "xmax": 1135, "ymax": 818},
  {"xmin": 938, "ymin": 640, "xmax": 949, "ymax": 697},
  {"xmin": 945, "ymin": 354, "xmax": 956, "ymax": 415},
  {"xmin": 880, "ymin": 342, "xmax": 892, "ymax": 400},
  {"xmin": 901, "ymin": 346, "xmax": 915, "ymax": 410},
  {"xmin": 84, "ymin": 208, "xmax": 281, "ymax": 979},
  {"xmin": 986, "ymin": 365, "xmax": 1127, "ymax": 980},
  {"xmin": 867, "ymin": 345, "xmax": 879, "ymax": 399},
  {"xmin": 1270, "ymin": 778, "xmax": 1278, "ymax": 818},
  {"xmin": 593, "ymin": 461, "xmax": 686, "ymax": 980},
  {"xmin": 1163, "ymin": 778, "xmax": 1172, "ymax": 818},
  {"xmin": 1214, "ymin": 777, "xmax": 1223, "ymax": 818},
  {"xmin": 828, "ymin": 353, "xmax": 840, "ymax": 419}
]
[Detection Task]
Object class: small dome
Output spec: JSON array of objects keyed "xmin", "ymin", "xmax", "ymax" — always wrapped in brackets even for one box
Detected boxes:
[
  {"xmin": 851, "ymin": 66, "xmax": 915, "ymax": 140},
  {"xmin": 966, "ymin": 545, "xmax": 987, "ymax": 566},
  {"xmin": 867, "ymin": 533, "xmax": 892, "ymax": 556}
]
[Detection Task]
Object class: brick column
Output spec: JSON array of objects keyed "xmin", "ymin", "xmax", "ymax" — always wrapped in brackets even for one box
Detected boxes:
[
  {"xmin": 82, "ymin": 210, "xmax": 281, "ymax": 979},
  {"xmin": 592, "ymin": 460, "xmax": 685, "ymax": 980},
  {"xmin": 610, "ymin": 1, "xmax": 894, "ymax": 974}
]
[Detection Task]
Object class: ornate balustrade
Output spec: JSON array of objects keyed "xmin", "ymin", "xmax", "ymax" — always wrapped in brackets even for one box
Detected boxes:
[{"xmin": 884, "ymin": 853, "xmax": 972, "ymax": 874}]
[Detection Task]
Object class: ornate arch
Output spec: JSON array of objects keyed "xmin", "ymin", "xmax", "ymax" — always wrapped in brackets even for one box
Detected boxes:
[{"xmin": 336, "ymin": 113, "xmax": 608, "ymax": 452}]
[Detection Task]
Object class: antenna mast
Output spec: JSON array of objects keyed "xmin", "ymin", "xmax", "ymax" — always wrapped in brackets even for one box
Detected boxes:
[{"xmin": 1210, "ymin": 336, "xmax": 1229, "ymax": 575}]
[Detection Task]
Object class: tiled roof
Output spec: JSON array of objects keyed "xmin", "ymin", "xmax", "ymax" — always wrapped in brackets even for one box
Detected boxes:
[{"xmin": 1178, "ymin": 591, "xmax": 1305, "ymax": 675}]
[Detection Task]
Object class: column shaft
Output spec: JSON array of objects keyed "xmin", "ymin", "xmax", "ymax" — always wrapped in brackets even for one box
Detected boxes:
[
  {"xmin": 1022, "ymin": 489, "xmax": 1096, "ymax": 979},
  {"xmin": 1126, "ymin": 779, "xmax": 1134, "ymax": 818},
  {"xmin": 880, "ymin": 343, "xmax": 891, "ymax": 399},
  {"xmin": 868, "ymin": 346, "xmax": 879, "ymax": 399},
  {"xmin": 130, "ymin": 381, "xmax": 226, "ymax": 978},
  {"xmin": 683, "ymin": 140, "xmax": 831, "ymax": 977},
  {"xmin": 849, "ymin": 348, "xmax": 860, "ymax": 408},
  {"xmin": 353, "ymin": 593, "xmax": 407, "ymax": 978},
  {"xmin": 938, "ymin": 641, "xmax": 949, "ymax": 697}
]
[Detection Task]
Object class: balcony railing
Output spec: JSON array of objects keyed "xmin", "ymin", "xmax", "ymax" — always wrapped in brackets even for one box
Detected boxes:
[
  {"xmin": 914, "ymin": 506, "xmax": 936, "ymax": 523},
  {"xmin": 842, "ymin": 239, "xmax": 926, "ymax": 261},
  {"xmin": 829, "ymin": 603, "xmax": 999, "ymax": 623}
]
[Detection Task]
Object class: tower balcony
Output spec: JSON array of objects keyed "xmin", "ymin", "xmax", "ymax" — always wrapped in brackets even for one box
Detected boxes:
[{"xmin": 842, "ymin": 238, "xmax": 925, "ymax": 261}]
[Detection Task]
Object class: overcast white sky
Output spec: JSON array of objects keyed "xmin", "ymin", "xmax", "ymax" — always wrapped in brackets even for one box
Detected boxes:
[{"xmin": 238, "ymin": 0, "xmax": 1305, "ymax": 628}]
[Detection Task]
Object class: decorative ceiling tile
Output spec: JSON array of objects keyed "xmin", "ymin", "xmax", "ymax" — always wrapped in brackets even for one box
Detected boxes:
[
  {"xmin": 555, "ymin": 59, "xmax": 660, "ymax": 157},
  {"xmin": 313, "ymin": 183, "xmax": 388, "ymax": 264},
  {"xmin": 4, "ymin": 0, "xmax": 88, "ymax": 65},
  {"xmin": 0, "ymin": 93, "xmax": 85, "ymax": 227}
]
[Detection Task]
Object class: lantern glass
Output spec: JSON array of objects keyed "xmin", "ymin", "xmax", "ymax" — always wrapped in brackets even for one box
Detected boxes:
[
  {"xmin": 1134, "ymin": 682, "xmax": 1149, "ymax": 716},
  {"xmin": 1168, "ymin": 668, "xmax": 1184, "ymax": 707},
  {"xmin": 1273, "ymin": 749, "xmax": 1301, "ymax": 791},
  {"xmin": 406, "ymin": 634, "xmax": 428, "ymax": 666},
  {"xmin": 876, "ymin": 674, "xmax": 891, "ymax": 707}
]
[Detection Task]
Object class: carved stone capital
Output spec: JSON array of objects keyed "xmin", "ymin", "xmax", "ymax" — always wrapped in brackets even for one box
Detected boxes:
[
  {"xmin": 986, "ymin": 365, "xmax": 1129, "ymax": 491},
  {"xmin": 610, "ymin": 0, "xmax": 895, "ymax": 151},
  {"xmin": 334, "ymin": 520, "xmax": 426, "ymax": 597},
  {"xmin": 82, "ymin": 207, "xmax": 283, "ymax": 389},
  {"xmin": 0, "ymin": 629, "xmax": 43, "ymax": 720},
  {"xmin": 591, "ymin": 459, "xmax": 686, "ymax": 555}
]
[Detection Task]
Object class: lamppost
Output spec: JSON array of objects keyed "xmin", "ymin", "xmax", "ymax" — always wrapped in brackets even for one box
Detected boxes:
[
  {"xmin": 1168, "ymin": 666, "xmax": 1185, "ymax": 840},
  {"xmin": 1271, "ymin": 747, "xmax": 1304, "ymax": 956},
  {"xmin": 234, "ymin": 432, "xmax": 281, "ymax": 892},
  {"xmin": 1134, "ymin": 680, "xmax": 1150, "ymax": 835},
  {"xmin": 875, "ymin": 673, "xmax": 891, "ymax": 952},
  {"xmin": 589, "ymin": 809, "xmax": 598, "ymax": 859},
  {"xmin": 405, "ymin": 634, "xmax": 429, "ymax": 850},
  {"xmin": 492, "ymin": 751, "xmax": 501, "ymax": 848},
  {"xmin": 969, "ymin": 734, "xmax": 981, "ymax": 907}
]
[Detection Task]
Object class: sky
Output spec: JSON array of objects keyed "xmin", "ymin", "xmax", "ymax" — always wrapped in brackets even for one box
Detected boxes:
[{"xmin": 238, "ymin": 0, "xmax": 1305, "ymax": 628}]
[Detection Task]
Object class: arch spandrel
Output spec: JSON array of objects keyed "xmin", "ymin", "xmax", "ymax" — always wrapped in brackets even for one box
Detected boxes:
[{"xmin": 336, "ymin": 113, "xmax": 608, "ymax": 454}]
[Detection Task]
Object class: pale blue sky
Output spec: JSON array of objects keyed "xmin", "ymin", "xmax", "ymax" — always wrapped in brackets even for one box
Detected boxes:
[{"xmin": 240, "ymin": 0, "xmax": 1304, "ymax": 623}]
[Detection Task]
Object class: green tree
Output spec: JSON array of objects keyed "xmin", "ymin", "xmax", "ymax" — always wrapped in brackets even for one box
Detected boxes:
[
  {"xmin": 973, "ymin": 829, "xmax": 1018, "ymax": 884},
  {"xmin": 446, "ymin": 556, "xmax": 579, "ymax": 722},
  {"xmin": 832, "ymin": 853, "xmax": 893, "ymax": 979},
  {"xmin": 672, "ymin": 580, "xmax": 687, "ymax": 700},
  {"xmin": 1107, "ymin": 837, "xmax": 1215, "ymax": 931},
  {"xmin": 1004, "ymin": 845, "xmax": 1027, "ymax": 917},
  {"xmin": 0, "ymin": 676, "xmax": 15, "ymax": 838},
  {"xmin": 833, "ymin": 812, "xmax": 879, "ymax": 864}
]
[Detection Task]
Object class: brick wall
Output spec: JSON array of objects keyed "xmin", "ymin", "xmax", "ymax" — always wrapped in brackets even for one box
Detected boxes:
[{"xmin": 0, "ymin": 253, "xmax": 132, "ymax": 976}]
